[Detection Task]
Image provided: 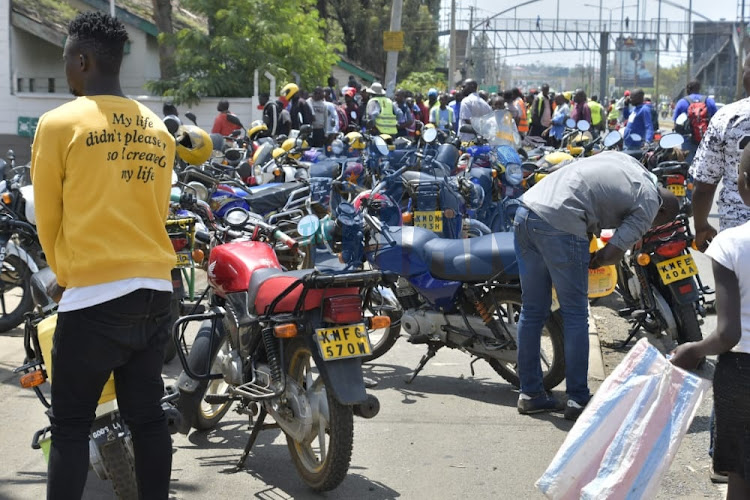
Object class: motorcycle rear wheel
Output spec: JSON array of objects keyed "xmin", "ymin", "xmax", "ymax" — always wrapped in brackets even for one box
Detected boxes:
[
  {"xmin": 486, "ymin": 288, "xmax": 566, "ymax": 391},
  {"xmin": 176, "ymin": 322, "xmax": 232, "ymax": 432},
  {"xmin": 100, "ymin": 439, "xmax": 138, "ymax": 500},
  {"xmin": 0, "ymin": 254, "xmax": 34, "ymax": 333},
  {"xmin": 673, "ymin": 302, "xmax": 703, "ymax": 343},
  {"xmin": 285, "ymin": 338, "xmax": 353, "ymax": 492}
]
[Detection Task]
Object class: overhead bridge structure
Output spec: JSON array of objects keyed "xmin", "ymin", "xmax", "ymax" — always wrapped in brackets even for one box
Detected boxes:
[{"xmin": 442, "ymin": 16, "xmax": 738, "ymax": 102}]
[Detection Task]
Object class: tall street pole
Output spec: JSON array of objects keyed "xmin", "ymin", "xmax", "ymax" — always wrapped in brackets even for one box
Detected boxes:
[
  {"xmin": 655, "ymin": 0, "xmax": 661, "ymax": 101},
  {"xmin": 737, "ymin": 0, "xmax": 747, "ymax": 100},
  {"xmin": 686, "ymin": 0, "xmax": 692, "ymax": 86},
  {"xmin": 449, "ymin": 0, "xmax": 456, "ymax": 89},
  {"xmin": 384, "ymin": 0, "xmax": 403, "ymax": 97}
]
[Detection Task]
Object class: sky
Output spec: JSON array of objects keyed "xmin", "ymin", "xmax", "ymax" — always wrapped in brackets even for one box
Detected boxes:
[{"xmin": 442, "ymin": 0, "xmax": 739, "ymax": 68}]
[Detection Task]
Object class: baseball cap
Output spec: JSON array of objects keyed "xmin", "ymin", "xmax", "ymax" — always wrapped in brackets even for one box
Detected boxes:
[{"xmin": 624, "ymin": 90, "xmax": 631, "ymax": 96}]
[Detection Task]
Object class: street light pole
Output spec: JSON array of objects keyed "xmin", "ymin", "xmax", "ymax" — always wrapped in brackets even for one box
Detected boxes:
[{"xmin": 655, "ymin": 0, "xmax": 662, "ymax": 102}]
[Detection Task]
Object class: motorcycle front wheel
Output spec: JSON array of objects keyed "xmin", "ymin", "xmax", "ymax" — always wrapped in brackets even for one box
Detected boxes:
[
  {"xmin": 176, "ymin": 322, "xmax": 232, "ymax": 432},
  {"xmin": 285, "ymin": 338, "xmax": 353, "ymax": 492},
  {"xmin": 486, "ymin": 288, "xmax": 566, "ymax": 390},
  {"xmin": 0, "ymin": 254, "xmax": 34, "ymax": 332}
]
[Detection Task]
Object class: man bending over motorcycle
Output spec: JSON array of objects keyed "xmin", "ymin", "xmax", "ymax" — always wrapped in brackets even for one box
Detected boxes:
[
  {"xmin": 513, "ymin": 152, "xmax": 679, "ymax": 421},
  {"xmin": 31, "ymin": 11, "xmax": 176, "ymax": 498}
]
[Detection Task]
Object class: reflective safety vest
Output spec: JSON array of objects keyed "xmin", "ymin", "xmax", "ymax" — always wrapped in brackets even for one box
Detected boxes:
[
  {"xmin": 515, "ymin": 97, "xmax": 529, "ymax": 133},
  {"xmin": 372, "ymin": 96, "xmax": 398, "ymax": 135},
  {"xmin": 589, "ymin": 100, "xmax": 604, "ymax": 126}
]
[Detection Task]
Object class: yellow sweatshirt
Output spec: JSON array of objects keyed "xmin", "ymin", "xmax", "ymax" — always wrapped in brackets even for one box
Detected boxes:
[{"xmin": 31, "ymin": 96, "xmax": 176, "ymax": 288}]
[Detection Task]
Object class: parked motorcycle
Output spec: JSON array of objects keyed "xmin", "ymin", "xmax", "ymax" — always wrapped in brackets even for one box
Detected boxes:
[
  {"xmin": 14, "ymin": 266, "xmax": 182, "ymax": 500},
  {"xmin": 173, "ymin": 208, "xmax": 389, "ymax": 491}
]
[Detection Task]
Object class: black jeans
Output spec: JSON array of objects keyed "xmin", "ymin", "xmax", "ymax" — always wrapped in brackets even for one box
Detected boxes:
[{"xmin": 47, "ymin": 289, "xmax": 172, "ymax": 500}]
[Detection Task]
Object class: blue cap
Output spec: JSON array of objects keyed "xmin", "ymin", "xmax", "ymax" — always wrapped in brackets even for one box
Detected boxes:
[{"xmin": 428, "ymin": 88, "xmax": 438, "ymax": 97}]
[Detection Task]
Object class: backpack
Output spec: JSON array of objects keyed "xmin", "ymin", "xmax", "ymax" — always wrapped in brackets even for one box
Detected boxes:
[
  {"xmin": 335, "ymin": 106, "xmax": 348, "ymax": 132},
  {"xmin": 685, "ymin": 96, "xmax": 709, "ymax": 143}
]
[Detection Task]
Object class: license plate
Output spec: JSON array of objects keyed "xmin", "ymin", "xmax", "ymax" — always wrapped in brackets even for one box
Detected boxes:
[
  {"xmin": 90, "ymin": 413, "xmax": 127, "ymax": 446},
  {"xmin": 657, "ymin": 254, "xmax": 698, "ymax": 285},
  {"xmin": 667, "ymin": 184, "xmax": 686, "ymax": 196},
  {"xmin": 316, "ymin": 323, "xmax": 371, "ymax": 360},
  {"xmin": 175, "ymin": 252, "xmax": 191, "ymax": 267},
  {"xmin": 414, "ymin": 210, "xmax": 443, "ymax": 232}
]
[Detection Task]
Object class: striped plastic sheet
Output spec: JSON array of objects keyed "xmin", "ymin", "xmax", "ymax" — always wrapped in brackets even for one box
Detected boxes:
[{"xmin": 536, "ymin": 338, "xmax": 710, "ymax": 500}]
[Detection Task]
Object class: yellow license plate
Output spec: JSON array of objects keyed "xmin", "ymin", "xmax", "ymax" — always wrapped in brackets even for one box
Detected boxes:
[
  {"xmin": 175, "ymin": 252, "xmax": 191, "ymax": 267},
  {"xmin": 667, "ymin": 184, "xmax": 686, "ymax": 196},
  {"xmin": 316, "ymin": 323, "xmax": 371, "ymax": 360},
  {"xmin": 414, "ymin": 210, "xmax": 443, "ymax": 232},
  {"xmin": 657, "ymin": 254, "xmax": 698, "ymax": 285}
]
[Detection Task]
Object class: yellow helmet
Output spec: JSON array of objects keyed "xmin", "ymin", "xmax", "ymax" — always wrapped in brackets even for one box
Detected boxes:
[
  {"xmin": 252, "ymin": 142, "xmax": 274, "ymax": 165},
  {"xmin": 542, "ymin": 151, "xmax": 574, "ymax": 166},
  {"xmin": 345, "ymin": 131, "xmax": 366, "ymax": 150},
  {"xmin": 280, "ymin": 83, "xmax": 299, "ymax": 101},
  {"xmin": 176, "ymin": 125, "xmax": 212, "ymax": 165},
  {"xmin": 379, "ymin": 134, "xmax": 396, "ymax": 151},
  {"xmin": 281, "ymin": 137, "xmax": 308, "ymax": 159},
  {"xmin": 272, "ymin": 147, "xmax": 286, "ymax": 159},
  {"xmin": 247, "ymin": 120, "xmax": 268, "ymax": 141}
]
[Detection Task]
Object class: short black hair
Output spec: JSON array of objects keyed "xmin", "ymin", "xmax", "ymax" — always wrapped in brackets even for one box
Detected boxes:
[
  {"xmin": 217, "ymin": 100, "xmax": 229, "ymax": 112},
  {"xmin": 68, "ymin": 11, "xmax": 129, "ymax": 75},
  {"xmin": 686, "ymin": 80, "xmax": 701, "ymax": 94}
]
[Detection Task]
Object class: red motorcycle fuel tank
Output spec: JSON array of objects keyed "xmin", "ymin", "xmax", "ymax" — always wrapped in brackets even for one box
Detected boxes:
[{"xmin": 206, "ymin": 241, "xmax": 281, "ymax": 296}]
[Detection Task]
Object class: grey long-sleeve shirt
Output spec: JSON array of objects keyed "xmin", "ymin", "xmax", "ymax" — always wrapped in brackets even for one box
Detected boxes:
[{"xmin": 521, "ymin": 151, "xmax": 660, "ymax": 250}]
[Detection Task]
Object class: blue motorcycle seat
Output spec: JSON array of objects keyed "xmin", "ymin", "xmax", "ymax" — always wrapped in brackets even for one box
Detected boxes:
[{"xmin": 423, "ymin": 232, "xmax": 518, "ymax": 282}]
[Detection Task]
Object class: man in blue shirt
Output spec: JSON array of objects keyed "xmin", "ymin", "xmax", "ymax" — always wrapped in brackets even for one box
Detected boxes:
[
  {"xmin": 672, "ymin": 80, "xmax": 717, "ymax": 162},
  {"xmin": 623, "ymin": 89, "xmax": 654, "ymax": 148}
]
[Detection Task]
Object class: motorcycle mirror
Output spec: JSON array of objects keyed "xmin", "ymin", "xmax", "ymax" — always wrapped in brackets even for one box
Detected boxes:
[
  {"xmin": 659, "ymin": 133, "xmax": 684, "ymax": 150},
  {"xmin": 372, "ymin": 136, "xmax": 389, "ymax": 156},
  {"xmin": 603, "ymin": 130, "xmax": 623, "ymax": 148},
  {"xmin": 577, "ymin": 120, "xmax": 590, "ymax": 132},
  {"xmin": 630, "ymin": 133, "xmax": 642, "ymax": 142},
  {"xmin": 459, "ymin": 124, "xmax": 476, "ymax": 135},
  {"xmin": 423, "ymin": 128, "xmax": 438, "ymax": 143},
  {"xmin": 565, "ymin": 118, "xmax": 576, "ymax": 129},
  {"xmin": 163, "ymin": 115, "xmax": 181, "ymax": 136},
  {"xmin": 185, "ymin": 112, "xmax": 197, "ymax": 125},
  {"xmin": 226, "ymin": 113, "xmax": 243, "ymax": 128},
  {"xmin": 675, "ymin": 113, "xmax": 688, "ymax": 127},
  {"xmin": 299, "ymin": 124, "xmax": 312, "ymax": 137},
  {"xmin": 297, "ymin": 214, "xmax": 320, "ymax": 238},
  {"xmin": 350, "ymin": 110, "xmax": 357, "ymax": 120},
  {"xmin": 224, "ymin": 208, "xmax": 249, "ymax": 228}
]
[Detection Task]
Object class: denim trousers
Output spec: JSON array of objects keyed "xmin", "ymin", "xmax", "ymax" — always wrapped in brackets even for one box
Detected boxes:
[
  {"xmin": 513, "ymin": 206, "xmax": 591, "ymax": 403},
  {"xmin": 47, "ymin": 289, "xmax": 172, "ymax": 500}
]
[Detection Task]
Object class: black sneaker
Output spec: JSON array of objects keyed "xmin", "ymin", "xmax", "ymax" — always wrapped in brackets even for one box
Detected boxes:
[
  {"xmin": 709, "ymin": 465, "xmax": 728, "ymax": 484},
  {"xmin": 517, "ymin": 393, "xmax": 565, "ymax": 415},
  {"xmin": 564, "ymin": 399, "xmax": 586, "ymax": 421}
]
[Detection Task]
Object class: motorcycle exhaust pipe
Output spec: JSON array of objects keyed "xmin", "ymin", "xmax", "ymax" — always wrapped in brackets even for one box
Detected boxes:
[{"xmin": 353, "ymin": 393, "xmax": 380, "ymax": 419}]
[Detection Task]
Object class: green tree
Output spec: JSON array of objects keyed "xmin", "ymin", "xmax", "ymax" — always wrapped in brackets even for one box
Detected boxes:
[
  {"xmin": 323, "ymin": 0, "xmax": 439, "ymax": 80},
  {"xmin": 151, "ymin": 0, "xmax": 176, "ymax": 79},
  {"xmin": 147, "ymin": 0, "xmax": 340, "ymax": 105},
  {"xmin": 397, "ymin": 71, "xmax": 445, "ymax": 94}
]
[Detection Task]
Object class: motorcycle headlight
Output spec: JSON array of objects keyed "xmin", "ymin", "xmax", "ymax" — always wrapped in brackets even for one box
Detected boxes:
[
  {"xmin": 505, "ymin": 163, "xmax": 523, "ymax": 185},
  {"xmin": 331, "ymin": 139, "xmax": 344, "ymax": 156}
]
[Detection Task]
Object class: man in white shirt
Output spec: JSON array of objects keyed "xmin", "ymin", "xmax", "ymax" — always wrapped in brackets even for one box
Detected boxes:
[{"xmin": 458, "ymin": 79, "xmax": 492, "ymax": 142}]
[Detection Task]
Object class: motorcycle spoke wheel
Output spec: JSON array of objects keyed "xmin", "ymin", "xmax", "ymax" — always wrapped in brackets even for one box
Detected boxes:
[
  {"xmin": 285, "ymin": 339, "xmax": 353, "ymax": 492},
  {"xmin": 486, "ymin": 289, "xmax": 565, "ymax": 391},
  {"xmin": 0, "ymin": 255, "xmax": 33, "ymax": 333},
  {"xmin": 361, "ymin": 287, "xmax": 402, "ymax": 363}
]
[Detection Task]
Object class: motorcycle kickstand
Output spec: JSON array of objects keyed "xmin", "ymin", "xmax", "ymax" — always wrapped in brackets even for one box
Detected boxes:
[
  {"xmin": 231, "ymin": 406, "xmax": 268, "ymax": 473},
  {"xmin": 406, "ymin": 342, "xmax": 442, "ymax": 384},
  {"xmin": 617, "ymin": 312, "xmax": 648, "ymax": 350}
]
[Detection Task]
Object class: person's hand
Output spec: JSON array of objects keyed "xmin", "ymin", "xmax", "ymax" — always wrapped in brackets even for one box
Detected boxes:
[
  {"xmin": 693, "ymin": 224, "xmax": 718, "ymax": 252},
  {"xmin": 669, "ymin": 342, "xmax": 704, "ymax": 371},
  {"xmin": 541, "ymin": 128, "xmax": 550, "ymax": 137},
  {"xmin": 588, "ymin": 252, "xmax": 600, "ymax": 269}
]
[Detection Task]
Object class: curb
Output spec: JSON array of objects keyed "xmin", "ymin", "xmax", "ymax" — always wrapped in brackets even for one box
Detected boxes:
[{"xmin": 588, "ymin": 305, "xmax": 607, "ymax": 381}]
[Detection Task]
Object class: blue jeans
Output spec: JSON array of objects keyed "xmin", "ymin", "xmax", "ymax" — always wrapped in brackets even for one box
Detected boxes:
[
  {"xmin": 48, "ymin": 289, "xmax": 172, "ymax": 499},
  {"xmin": 513, "ymin": 206, "xmax": 591, "ymax": 403}
]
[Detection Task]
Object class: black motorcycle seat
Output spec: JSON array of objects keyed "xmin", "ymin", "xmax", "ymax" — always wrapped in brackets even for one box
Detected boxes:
[
  {"xmin": 651, "ymin": 164, "xmax": 688, "ymax": 176},
  {"xmin": 423, "ymin": 232, "xmax": 519, "ymax": 282},
  {"xmin": 245, "ymin": 182, "xmax": 303, "ymax": 214},
  {"xmin": 623, "ymin": 149, "xmax": 644, "ymax": 161}
]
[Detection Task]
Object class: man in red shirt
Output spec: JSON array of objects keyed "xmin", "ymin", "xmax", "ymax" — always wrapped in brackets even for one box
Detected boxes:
[
  {"xmin": 415, "ymin": 92, "xmax": 430, "ymax": 124},
  {"xmin": 211, "ymin": 99, "xmax": 242, "ymax": 136}
]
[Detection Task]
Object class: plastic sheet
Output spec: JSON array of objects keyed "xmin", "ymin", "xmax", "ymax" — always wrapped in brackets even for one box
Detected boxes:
[{"xmin": 536, "ymin": 338, "xmax": 710, "ymax": 500}]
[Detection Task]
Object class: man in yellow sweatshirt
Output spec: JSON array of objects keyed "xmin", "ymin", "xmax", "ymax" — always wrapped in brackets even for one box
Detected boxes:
[{"xmin": 31, "ymin": 12, "xmax": 176, "ymax": 499}]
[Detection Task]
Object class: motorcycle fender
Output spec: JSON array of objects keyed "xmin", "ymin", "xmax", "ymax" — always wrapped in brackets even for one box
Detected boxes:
[
  {"xmin": 302, "ymin": 335, "xmax": 367, "ymax": 405},
  {"xmin": 90, "ymin": 412, "xmax": 127, "ymax": 447},
  {"xmin": 6, "ymin": 241, "xmax": 40, "ymax": 272},
  {"xmin": 177, "ymin": 371, "xmax": 201, "ymax": 394},
  {"xmin": 664, "ymin": 278, "xmax": 700, "ymax": 305}
]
